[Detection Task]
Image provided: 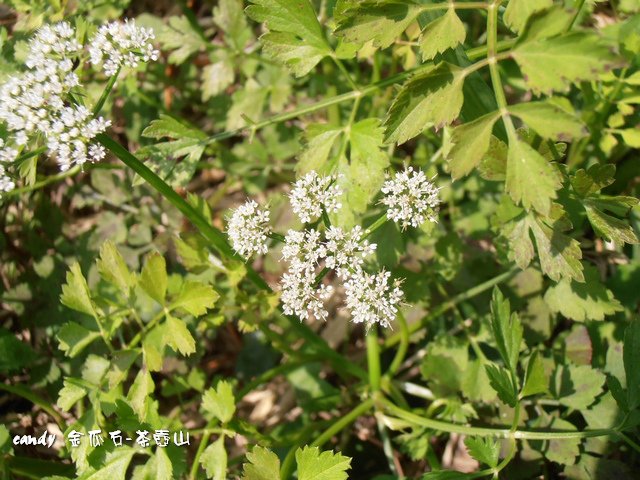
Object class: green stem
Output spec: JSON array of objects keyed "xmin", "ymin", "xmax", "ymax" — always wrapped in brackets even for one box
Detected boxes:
[
  {"xmin": 376, "ymin": 413, "xmax": 400, "ymax": 477},
  {"xmin": 331, "ymin": 55, "xmax": 360, "ymax": 92},
  {"xmin": 568, "ymin": 0, "xmax": 587, "ymax": 30},
  {"xmin": 385, "ymin": 311, "xmax": 409, "ymax": 376},
  {"xmin": 92, "ymin": 67, "xmax": 121, "ymax": 116},
  {"xmin": 367, "ymin": 326, "xmax": 381, "ymax": 392},
  {"xmin": 0, "ymin": 384, "xmax": 66, "ymax": 430},
  {"xmin": 365, "ymin": 213, "xmax": 388, "ymax": 238},
  {"xmin": 384, "ymin": 268, "xmax": 518, "ymax": 348},
  {"xmin": 380, "ymin": 399, "xmax": 616, "ymax": 440}
]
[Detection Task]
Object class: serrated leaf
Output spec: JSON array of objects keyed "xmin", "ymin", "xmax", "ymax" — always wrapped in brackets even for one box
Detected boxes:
[
  {"xmin": 202, "ymin": 61, "xmax": 235, "ymax": 100},
  {"xmin": 127, "ymin": 369, "xmax": 154, "ymax": 421},
  {"xmin": 505, "ymin": 134, "xmax": 562, "ymax": 215},
  {"xmin": 521, "ymin": 351, "xmax": 548, "ymax": 398},
  {"xmin": 623, "ymin": 322, "xmax": 640, "ymax": 410},
  {"xmin": 201, "ymin": 436, "xmax": 226, "ymax": 480},
  {"xmin": 202, "ymin": 381, "xmax": 236, "ymax": 423},
  {"xmin": 584, "ymin": 198, "xmax": 639, "ymax": 245},
  {"xmin": 464, "ymin": 437, "xmax": 500, "ymax": 468},
  {"xmin": 164, "ymin": 315, "xmax": 196, "ymax": 356},
  {"xmin": 553, "ymin": 364, "xmax": 605, "ymax": 410},
  {"xmin": 60, "ymin": 263, "xmax": 97, "ymax": 318},
  {"xmin": 246, "ymin": 0, "xmax": 331, "ymax": 76},
  {"xmin": 296, "ymin": 446, "xmax": 351, "ymax": 480},
  {"xmin": 241, "ymin": 446, "xmax": 281, "ymax": 480},
  {"xmin": 78, "ymin": 447, "xmax": 137, "ymax": 480},
  {"xmin": 544, "ymin": 266, "xmax": 623, "ymax": 321},
  {"xmin": 508, "ymin": 101, "xmax": 588, "ymax": 141},
  {"xmin": 505, "ymin": 208, "xmax": 584, "ymax": 282},
  {"xmin": 334, "ymin": 0, "xmax": 422, "ymax": 49},
  {"xmin": 384, "ymin": 62, "xmax": 465, "ymax": 144},
  {"xmin": 503, "ymin": 0, "xmax": 552, "ymax": 33},
  {"xmin": 513, "ymin": 32, "xmax": 622, "ymax": 95},
  {"xmin": 570, "ymin": 164, "xmax": 615, "ymax": 197},
  {"xmin": 214, "ymin": 0, "xmax": 252, "ymax": 50},
  {"xmin": 82, "ymin": 355, "xmax": 110, "ymax": 385},
  {"xmin": 419, "ymin": 7, "xmax": 466, "ymax": 61},
  {"xmin": 445, "ymin": 111, "xmax": 501, "ymax": 179},
  {"xmin": 490, "ymin": 287, "xmax": 522, "ymax": 372},
  {"xmin": 171, "ymin": 281, "xmax": 219, "ymax": 316},
  {"xmin": 97, "ymin": 241, "xmax": 136, "ymax": 294},
  {"xmin": 140, "ymin": 253, "xmax": 168, "ymax": 305},
  {"xmin": 142, "ymin": 115, "xmax": 206, "ymax": 141},
  {"xmin": 58, "ymin": 379, "xmax": 87, "ymax": 411},
  {"xmin": 157, "ymin": 16, "xmax": 207, "ymax": 64},
  {"xmin": 485, "ymin": 364, "xmax": 518, "ymax": 407},
  {"xmin": 544, "ymin": 417, "xmax": 580, "ymax": 466},
  {"xmin": 226, "ymin": 80, "xmax": 269, "ymax": 129},
  {"xmin": 297, "ymin": 124, "xmax": 343, "ymax": 174},
  {"xmin": 57, "ymin": 322, "xmax": 101, "ymax": 358}
]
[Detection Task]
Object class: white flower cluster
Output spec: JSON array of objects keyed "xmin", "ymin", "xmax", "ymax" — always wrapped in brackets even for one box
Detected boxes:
[
  {"xmin": 0, "ymin": 140, "xmax": 17, "ymax": 194},
  {"xmin": 226, "ymin": 169, "xmax": 442, "ymax": 328},
  {"xmin": 227, "ymin": 200, "xmax": 272, "ymax": 257},
  {"xmin": 381, "ymin": 167, "xmax": 441, "ymax": 229},
  {"xmin": 0, "ymin": 19, "xmax": 158, "ymax": 193},
  {"xmin": 89, "ymin": 20, "xmax": 159, "ymax": 76},
  {"xmin": 289, "ymin": 171, "xmax": 343, "ymax": 223}
]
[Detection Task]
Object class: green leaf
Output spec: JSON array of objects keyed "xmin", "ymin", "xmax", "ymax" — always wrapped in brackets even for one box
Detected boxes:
[
  {"xmin": 504, "ymin": 205, "xmax": 584, "ymax": 282},
  {"xmin": 553, "ymin": 364, "xmax": 605, "ymax": 410},
  {"xmin": 505, "ymin": 134, "xmax": 562, "ymax": 215},
  {"xmin": 246, "ymin": 0, "xmax": 332, "ymax": 76},
  {"xmin": 0, "ymin": 328, "xmax": 35, "ymax": 372},
  {"xmin": 142, "ymin": 115, "xmax": 206, "ymax": 141},
  {"xmin": 78, "ymin": 447, "xmax": 138, "ymax": 480},
  {"xmin": 334, "ymin": 0, "xmax": 422, "ymax": 49},
  {"xmin": 445, "ymin": 111, "xmax": 501, "ymax": 179},
  {"xmin": 171, "ymin": 281, "xmax": 219, "ymax": 316},
  {"xmin": 544, "ymin": 266, "xmax": 623, "ymax": 322},
  {"xmin": 384, "ymin": 62, "xmax": 465, "ymax": 144},
  {"xmin": 503, "ymin": 0, "xmax": 552, "ymax": 33},
  {"xmin": 57, "ymin": 322, "xmax": 101, "ymax": 358},
  {"xmin": 489, "ymin": 287, "xmax": 522, "ymax": 372},
  {"xmin": 623, "ymin": 322, "xmax": 640, "ymax": 409},
  {"xmin": 464, "ymin": 437, "xmax": 500, "ymax": 468},
  {"xmin": 225, "ymin": 79, "xmax": 269, "ymax": 129},
  {"xmin": 584, "ymin": 198, "xmax": 639, "ymax": 245},
  {"xmin": 295, "ymin": 446, "xmax": 351, "ymax": 480},
  {"xmin": 508, "ymin": 101, "xmax": 588, "ymax": 141},
  {"xmin": 127, "ymin": 369, "xmax": 154, "ymax": 421},
  {"xmin": 544, "ymin": 417, "xmax": 580, "ymax": 466},
  {"xmin": 60, "ymin": 262, "xmax": 97, "ymax": 318},
  {"xmin": 570, "ymin": 164, "xmax": 615, "ymax": 197},
  {"xmin": 97, "ymin": 241, "xmax": 136, "ymax": 294},
  {"xmin": 202, "ymin": 61, "xmax": 235, "ymax": 100},
  {"xmin": 201, "ymin": 436, "xmax": 227, "ymax": 480},
  {"xmin": 140, "ymin": 253, "xmax": 168, "ymax": 305},
  {"xmin": 164, "ymin": 314, "xmax": 196, "ymax": 356},
  {"xmin": 521, "ymin": 351, "xmax": 548, "ymax": 398},
  {"xmin": 241, "ymin": 446, "xmax": 281, "ymax": 480},
  {"xmin": 485, "ymin": 364, "xmax": 518, "ymax": 407},
  {"xmin": 157, "ymin": 16, "xmax": 207, "ymax": 64},
  {"xmin": 297, "ymin": 124, "xmax": 343, "ymax": 174},
  {"xmin": 512, "ymin": 32, "xmax": 622, "ymax": 95},
  {"xmin": 214, "ymin": 0, "xmax": 252, "ymax": 51},
  {"xmin": 202, "ymin": 380, "xmax": 236, "ymax": 423},
  {"xmin": 419, "ymin": 8, "xmax": 466, "ymax": 61},
  {"xmin": 57, "ymin": 379, "xmax": 87, "ymax": 411}
]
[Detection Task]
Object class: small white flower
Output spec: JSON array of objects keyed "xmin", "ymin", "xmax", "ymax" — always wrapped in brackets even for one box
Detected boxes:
[
  {"xmin": 227, "ymin": 200, "xmax": 271, "ymax": 258},
  {"xmin": 344, "ymin": 269, "xmax": 403, "ymax": 329},
  {"xmin": 0, "ymin": 165, "xmax": 15, "ymax": 194},
  {"xmin": 89, "ymin": 19, "xmax": 159, "ymax": 76},
  {"xmin": 281, "ymin": 268, "xmax": 333, "ymax": 322},
  {"xmin": 0, "ymin": 140, "xmax": 18, "ymax": 164},
  {"xmin": 282, "ymin": 229, "xmax": 324, "ymax": 272},
  {"xmin": 323, "ymin": 226, "xmax": 376, "ymax": 280},
  {"xmin": 25, "ymin": 22, "xmax": 81, "ymax": 70},
  {"xmin": 289, "ymin": 171, "xmax": 343, "ymax": 223},
  {"xmin": 381, "ymin": 167, "xmax": 441, "ymax": 229}
]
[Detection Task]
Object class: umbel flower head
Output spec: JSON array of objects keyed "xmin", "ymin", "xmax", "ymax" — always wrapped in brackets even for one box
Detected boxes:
[
  {"xmin": 0, "ymin": 19, "xmax": 158, "ymax": 195},
  {"xmin": 381, "ymin": 167, "xmax": 441, "ymax": 229},
  {"xmin": 289, "ymin": 171, "xmax": 343, "ymax": 223},
  {"xmin": 89, "ymin": 19, "xmax": 159, "ymax": 76},
  {"xmin": 227, "ymin": 200, "xmax": 272, "ymax": 257},
  {"xmin": 344, "ymin": 270, "xmax": 403, "ymax": 330}
]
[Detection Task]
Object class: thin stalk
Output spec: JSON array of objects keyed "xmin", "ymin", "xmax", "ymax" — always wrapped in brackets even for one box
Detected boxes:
[
  {"xmin": 568, "ymin": 0, "xmax": 587, "ymax": 30},
  {"xmin": 0, "ymin": 384, "xmax": 66, "ymax": 430},
  {"xmin": 385, "ymin": 311, "xmax": 409, "ymax": 376},
  {"xmin": 365, "ymin": 213, "xmax": 388, "ymax": 238},
  {"xmin": 92, "ymin": 67, "xmax": 121, "ymax": 115},
  {"xmin": 331, "ymin": 55, "xmax": 360, "ymax": 92},
  {"xmin": 367, "ymin": 326, "xmax": 381, "ymax": 392},
  {"xmin": 376, "ymin": 413, "xmax": 400, "ymax": 477},
  {"xmin": 381, "ymin": 399, "xmax": 616, "ymax": 440},
  {"xmin": 384, "ymin": 267, "xmax": 519, "ymax": 348},
  {"xmin": 190, "ymin": 424, "xmax": 217, "ymax": 480}
]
